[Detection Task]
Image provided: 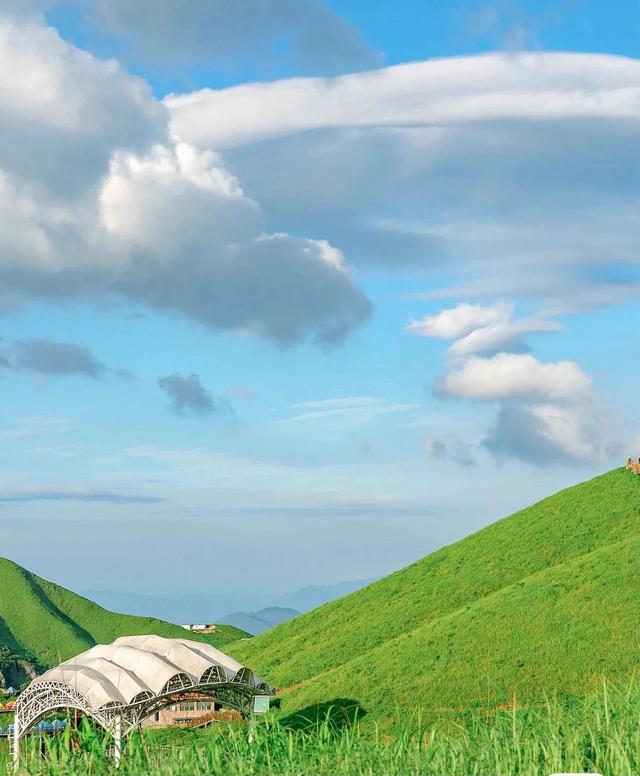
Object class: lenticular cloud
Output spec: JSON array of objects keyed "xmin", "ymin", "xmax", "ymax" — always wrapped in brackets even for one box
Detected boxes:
[
  {"xmin": 167, "ymin": 52, "xmax": 640, "ymax": 148},
  {"xmin": 167, "ymin": 52, "xmax": 640, "ymax": 303}
]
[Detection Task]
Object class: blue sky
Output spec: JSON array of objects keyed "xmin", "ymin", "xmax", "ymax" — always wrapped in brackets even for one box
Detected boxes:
[{"xmin": 0, "ymin": 0, "xmax": 637, "ymax": 607}]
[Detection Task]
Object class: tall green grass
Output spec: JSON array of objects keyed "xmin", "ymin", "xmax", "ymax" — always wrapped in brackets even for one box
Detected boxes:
[{"xmin": 3, "ymin": 679, "xmax": 638, "ymax": 775}]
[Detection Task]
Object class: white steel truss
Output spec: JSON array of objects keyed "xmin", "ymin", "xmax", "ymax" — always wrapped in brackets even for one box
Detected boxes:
[{"xmin": 12, "ymin": 637, "xmax": 274, "ymax": 770}]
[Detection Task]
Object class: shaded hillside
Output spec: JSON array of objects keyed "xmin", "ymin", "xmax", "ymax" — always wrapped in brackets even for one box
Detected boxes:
[
  {"xmin": 0, "ymin": 558, "xmax": 249, "ymax": 676},
  {"xmin": 229, "ymin": 469, "xmax": 639, "ymax": 727}
]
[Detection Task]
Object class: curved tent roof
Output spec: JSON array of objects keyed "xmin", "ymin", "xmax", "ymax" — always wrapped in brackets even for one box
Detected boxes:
[
  {"xmin": 116, "ymin": 635, "xmax": 245, "ymax": 678},
  {"xmin": 35, "ymin": 664, "xmax": 128, "ymax": 710},
  {"xmin": 27, "ymin": 635, "xmax": 271, "ymax": 713},
  {"xmin": 69, "ymin": 656, "xmax": 152, "ymax": 704}
]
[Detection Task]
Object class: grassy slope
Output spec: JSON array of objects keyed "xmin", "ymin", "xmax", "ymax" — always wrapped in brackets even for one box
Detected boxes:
[
  {"xmin": 229, "ymin": 469, "xmax": 639, "ymax": 725},
  {"xmin": 0, "ymin": 559, "xmax": 248, "ymax": 669}
]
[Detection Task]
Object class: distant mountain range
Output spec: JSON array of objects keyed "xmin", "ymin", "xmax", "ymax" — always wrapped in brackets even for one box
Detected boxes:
[
  {"xmin": 82, "ymin": 578, "xmax": 374, "ymax": 626},
  {"xmin": 218, "ymin": 607, "xmax": 300, "ymax": 635},
  {"xmin": 80, "ymin": 590, "xmax": 260, "ymax": 624},
  {"xmin": 273, "ymin": 579, "xmax": 374, "ymax": 613}
]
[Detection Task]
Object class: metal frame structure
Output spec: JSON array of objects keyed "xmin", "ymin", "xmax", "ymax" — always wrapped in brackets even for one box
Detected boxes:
[{"xmin": 12, "ymin": 636, "xmax": 274, "ymax": 769}]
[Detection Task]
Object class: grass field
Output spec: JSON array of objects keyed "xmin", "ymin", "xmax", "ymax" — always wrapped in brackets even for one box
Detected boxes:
[
  {"xmin": 0, "ymin": 558, "xmax": 248, "ymax": 673},
  {"xmin": 229, "ymin": 468, "xmax": 639, "ymax": 729},
  {"xmin": 1, "ymin": 679, "xmax": 637, "ymax": 775}
]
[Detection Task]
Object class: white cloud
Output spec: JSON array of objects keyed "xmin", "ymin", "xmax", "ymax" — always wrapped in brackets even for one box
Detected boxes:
[
  {"xmin": 409, "ymin": 301, "xmax": 563, "ymax": 357},
  {"xmin": 428, "ymin": 345, "xmax": 622, "ymax": 465},
  {"xmin": 168, "ymin": 52, "xmax": 640, "ymax": 304},
  {"xmin": 0, "ymin": 15, "xmax": 164, "ymax": 198},
  {"xmin": 484, "ymin": 400, "xmax": 623, "ymax": 465},
  {"xmin": 0, "ymin": 14, "xmax": 371, "ymax": 344},
  {"xmin": 428, "ymin": 343, "xmax": 622, "ymax": 464},
  {"xmin": 98, "ymin": 141, "xmax": 371, "ymax": 343},
  {"xmin": 167, "ymin": 53, "xmax": 640, "ymax": 149},
  {"xmin": 528, "ymin": 402, "xmax": 618, "ymax": 462},
  {"xmin": 438, "ymin": 353, "xmax": 591, "ymax": 402},
  {"xmin": 448, "ymin": 315, "xmax": 561, "ymax": 357},
  {"xmin": 407, "ymin": 302, "xmax": 511, "ymax": 340}
]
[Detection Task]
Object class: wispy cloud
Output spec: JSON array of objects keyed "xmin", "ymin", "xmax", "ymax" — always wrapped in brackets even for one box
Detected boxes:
[
  {"xmin": 281, "ymin": 397, "xmax": 419, "ymax": 424},
  {"xmin": 0, "ymin": 416, "xmax": 72, "ymax": 438},
  {"xmin": 425, "ymin": 434, "xmax": 475, "ymax": 468},
  {"xmin": 121, "ymin": 445, "xmax": 296, "ymax": 479},
  {"xmin": 26, "ymin": 444, "xmax": 79, "ymax": 459},
  {"xmin": 0, "ymin": 489, "xmax": 162, "ymax": 504},
  {"xmin": 292, "ymin": 397, "xmax": 382, "ymax": 410}
]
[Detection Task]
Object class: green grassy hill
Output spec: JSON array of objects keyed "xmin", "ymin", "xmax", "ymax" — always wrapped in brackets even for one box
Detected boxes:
[
  {"xmin": 228, "ymin": 469, "xmax": 639, "ymax": 728},
  {"xmin": 0, "ymin": 558, "xmax": 248, "ymax": 677}
]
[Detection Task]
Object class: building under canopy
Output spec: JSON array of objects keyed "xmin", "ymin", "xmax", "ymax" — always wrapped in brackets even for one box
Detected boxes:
[{"xmin": 12, "ymin": 634, "xmax": 274, "ymax": 768}]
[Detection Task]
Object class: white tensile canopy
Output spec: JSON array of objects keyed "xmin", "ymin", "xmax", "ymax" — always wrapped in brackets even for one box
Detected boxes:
[{"xmin": 12, "ymin": 635, "xmax": 273, "ymax": 768}]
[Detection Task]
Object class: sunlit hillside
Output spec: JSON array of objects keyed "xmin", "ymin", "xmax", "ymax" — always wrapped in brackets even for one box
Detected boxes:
[{"xmin": 229, "ymin": 469, "xmax": 639, "ymax": 728}]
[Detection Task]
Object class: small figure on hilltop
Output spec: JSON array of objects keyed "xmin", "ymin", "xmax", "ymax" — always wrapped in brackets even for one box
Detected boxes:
[{"xmin": 626, "ymin": 457, "xmax": 640, "ymax": 475}]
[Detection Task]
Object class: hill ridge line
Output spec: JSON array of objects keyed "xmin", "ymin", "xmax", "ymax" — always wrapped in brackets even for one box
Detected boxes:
[{"xmin": 360, "ymin": 470, "xmax": 631, "ymax": 584}]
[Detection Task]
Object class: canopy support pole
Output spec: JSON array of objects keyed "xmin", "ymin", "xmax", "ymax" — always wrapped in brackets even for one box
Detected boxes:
[
  {"xmin": 248, "ymin": 700, "xmax": 255, "ymax": 744},
  {"xmin": 12, "ymin": 715, "xmax": 20, "ymax": 771},
  {"xmin": 113, "ymin": 714, "xmax": 122, "ymax": 768}
]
